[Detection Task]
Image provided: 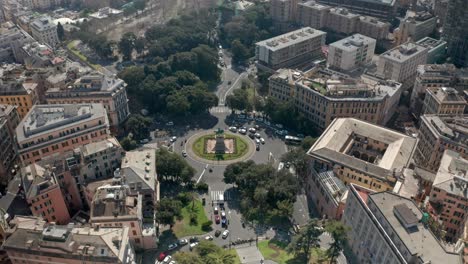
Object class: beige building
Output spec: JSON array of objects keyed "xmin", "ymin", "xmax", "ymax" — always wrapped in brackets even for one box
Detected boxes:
[
  {"xmin": 46, "ymin": 72, "xmax": 130, "ymax": 129},
  {"xmin": 426, "ymin": 150, "xmax": 468, "ymax": 243},
  {"xmin": 296, "ymin": 1, "xmax": 330, "ymax": 29},
  {"xmin": 255, "ymin": 27, "xmax": 326, "ymax": 72},
  {"xmin": 307, "ymin": 118, "xmax": 417, "ymax": 193},
  {"xmin": 0, "ymin": 104, "xmax": 20, "ymax": 184},
  {"xmin": 327, "ymin": 34, "xmax": 376, "ymax": 71},
  {"xmin": 3, "ymin": 216, "xmax": 136, "ymax": 264},
  {"xmin": 343, "ymin": 184, "xmax": 461, "ymax": 264},
  {"xmin": 376, "ymin": 42, "xmax": 428, "ymax": 89},
  {"xmin": 395, "ymin": 11, "xmax": 437, "ymax": 45},
  {"xmin": 270, "ymin": 0, "xmax": 299, "ymax": 29},
  {"xmin": 0, "ymin": 79, "xmax": 39, "ymax": 119},
  {"xmin": 269, "ymin": 67, "xmax": 402, "ymax": 131},
  {"xmin": 414, "ymin": 115, "xmax": 468, "ymax": 172},
  {"xmin": 326, "ymin": 7, "xmax": 359, "ymax": 34},
  {"xmin": 16, "ymin": 104, "xmax": 110, "ymax": 165},
  {"xmin": 30, "ymin": 16, "xmax": 59, "ymax": 48},
  {"xmin": 357, "ymin": 16, "xmax": 390, "ymax": 41},
  {"xmin": 422, "ymin": 87, "xmax": 466, "ymax": 116}
]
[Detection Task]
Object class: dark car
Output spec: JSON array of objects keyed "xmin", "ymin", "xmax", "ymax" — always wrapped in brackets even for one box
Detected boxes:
[
  {"xmin": 189, "ymin": 236, "xmax": 199, "ymax": 243},
  {"xmin": 215, "ymin": 215, "xmax": 221, "ymax": 224},
  {"xmin": 249, "ymin": 133, "xmax": 255, "ymax": 139},
  {"xmin": 256, "ymin": 144, "xmax": 260, "ymax": 151},
  {"xmin": 221, "ymin": 218, "xmax": 228, "ymax": 228},
  {"xmin": 214, "ymin": 230, "xmax": 222, "ymax": 237}
]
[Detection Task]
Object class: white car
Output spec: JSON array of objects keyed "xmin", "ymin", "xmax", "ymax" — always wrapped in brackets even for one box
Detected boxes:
[
  {"xmin": 170, "ymin": 136, "xmax": 177, "ymax": 142},
  {"xmin": 254, "ymin": 133, "xmax": 261, "ymax": 138},
  {"xmin": 189, "ymin": 242, "xmax": 199, "ymax": 250},
  {"xmin": 222, "ymin": 230, "xmax": 230, "ymax": 239},
  {"xmin": 260, "ymin": 138, "xmax": 265, "ymax": 144},
  {"xmin": 248, "ymin": 127, "xmax": 256, "ymax": 133},
  {"xmin": 178, "ymin": 238, "xmax": 188, "ymax": 245},
  {"xmin": 229, "ymin": 126, "xmax": 237, "ymax": 132},
  {"xmin": 239, "ymin": 129, "xmax": 247, "ymax": 134},
  {"xmin": 255, "ymin": 138, "xmax": 260, "ymax": 145},
  {"xmin": 166, "ymin": 121, "xmax": 174, "ymax": 126},
  {"xmin": 205, "ymin": 235, "xmax": 214, "ymax": 240},
  {"xmin": 221, "ymin": 211, "xmax": 226, "ymax": 219},
  {"xmin": 162, "ymin": 255, "xmax": 172, "ymax": 263}
]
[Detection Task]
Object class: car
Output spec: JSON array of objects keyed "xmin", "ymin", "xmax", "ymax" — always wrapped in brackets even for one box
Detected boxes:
[
  {"xmin": 228, "ymin": 80, "xmax": 232, "ymax": 85},
  {"xmin": 229, "ymin": 126, "xmax": 237, "ymax": 132},
  {"xmin": 214, "ymin": 230, "xmax": 222, "ymax": 237},
  {"xmin": 214, "ymin": 207, "xmax": 219, "ymax": 214},
  {"xmin": 255, "ymin": 138, "xmax": 260, "ymax": 145},
  {"xmin": 167, "ymin": 243, "xmax": 178, "ymax": 251},
  {"xmin": 249, "ymin": 133, "xmax": 255, "ymax": 139},
  {"xmin": 139, "ymin": 138, "xmax": 149, "ymax": 144},
  {"xmin": 178, "ymin": 239, "xmax": 188, "ymax": 245},
  {"xmin": 158, "ymin": 252, "xmax": 167, "ymax": 261},
  {"xmin": 248, "ymin": 127, "xmax": 256, "ymax": 133},
  {"xmin": 189, "ymin": 242, "xmax": 199, "ymax": 250},
  {"xmin": 238, "ymin": 129, "xmax": 247, "ymax": 134},
  {"xmin": 256, "ymin": 144, "xmax": 260, "ymax": 151},
  {"xmin": 264, "ymin": 120, "xmax": 271, "ymax": 126},
  {"xmin": 260, "ymin": 138, "xmax": 265, "ymax": 144},
  {"xmin": 170, "ymin": 136, "xmax": 177, "ymax": 142},
  {"xmin": 281, "ymin": 130, "xmax": 289, "ymax": 135},
  {"xmin": 205, "ymin": 235, "xmax": 214, "ymax": 240},
  {"xmin": 169, "ymin": 261, "xmax": 176, "ymax": 264},
  {"xmin": 166, "ymin": 121, "xmax": 174, "ymax": 126},
  {"xmin": 255, "ymin": 124, "xmax": 260, "ymax": 130},
  {"xmin": 254, "ymin": 133, "xmax": 261, "ymax": 138},
  {"xmin": 219, "ymin": 44, "xmax": 222, "ymax": 49},
  {"xmin": 221, "ymin": 211, "xmax": 226, "ymax": 219},
  {"xmin": 182, "ymin": 151, "xmax": 187, "ymax": 157},
  {"xmin": 162, "ymin": 255, "xmax": 172, "ymax": 263},
  {"xmin": 221, "ymin": 218, "xmax": 227, "ymax": 228},
  {"xmin": 215, "ymin": 214, "xmax": 220, "ymax": 224},
  {"xmin": 189, "ymin": 236, "xmax": 199, "ymax": 243},
  {"xmin": 222, "ymin": 230, "xmax": 230, "ymax": 239},
  {"xmin": 275, "ymin": 129, "xmax": 284, "ymax": 136},
  {"xmin": 285, "ymin": 162, "xmax": 291, "ymax": 169}
]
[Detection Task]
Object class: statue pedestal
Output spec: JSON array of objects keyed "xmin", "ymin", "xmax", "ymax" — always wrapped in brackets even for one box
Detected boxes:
[{"xmin": 214, "ymin": 135, "xmax": 226, "ymax": 154}]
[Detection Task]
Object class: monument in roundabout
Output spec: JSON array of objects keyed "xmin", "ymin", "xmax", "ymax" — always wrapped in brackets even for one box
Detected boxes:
[{"xmin": 190, "ymin": 128, "xmax": 252, "ymax": 163}]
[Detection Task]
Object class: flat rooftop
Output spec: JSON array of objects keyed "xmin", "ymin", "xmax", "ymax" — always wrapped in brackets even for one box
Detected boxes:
[
  {"xmin": 329, "ymin": 8, "xmax": 359, "ymax": 18},
  {"xmin": 421, "ymin": 115, "xmax": 468, "ymax": 144},
  {"xmin": 121, "ymin": 150, "xmax": 158, "ymax": 193},
  {"xmin": 369, "ymin": 192, "xmax": 460, "ymax": 263},
  {"xmin": 434, "ymin": 150, "xmax": 468, "ymax": 198},
  {"xmin": 308, "ymin": 118, "xmax": 417, "ymax": 179},
  {"xmin": 330, "ymin": 34, "xmax": 376, "ymax": 52},
  {"xmin": 298, "ymin": 1, "xmax": 331, "ymax": 10},
  {"xmin": 256, "ymin": 27, "xmax": 326, "ymax": 51},
  {"xmin": 427, "ymin": 87, "xmax": 467, "ymax": 104},
  {"xmin": 380, "ymin": 42, "xmax": 427, "ymax": 63},
  {"xmin": 416, "ymin": 37, "xmax": 447, "ymax": 49},
  {"xmin": 91, "ymin": 185, "xmax": 139, "ymax": 220},
  {"xmin": 16, "ymin": 104, "xmax": 107, "ymax": 141},
  {"xmin": 82, "ymin": 137, "xmax": 121, "ymax": 157},
  {"xmin": 31, "ymin": 16, "xmax": 56, "ymax": 31}
]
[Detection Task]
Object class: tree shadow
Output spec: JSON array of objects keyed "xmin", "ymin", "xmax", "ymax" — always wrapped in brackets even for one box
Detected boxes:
[{"xmin": 158, "ymin": 229, "xmax": 178, "ymax": 251}]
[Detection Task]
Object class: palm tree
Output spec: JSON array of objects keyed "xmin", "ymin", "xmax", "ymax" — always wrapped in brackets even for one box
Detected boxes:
[{"xmin": 288, "ymin": 219, "xmax": 323, "ymax": 263}]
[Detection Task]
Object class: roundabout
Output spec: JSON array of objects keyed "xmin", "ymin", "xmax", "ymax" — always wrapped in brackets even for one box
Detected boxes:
[{"xmin": 185, "ymin": 129, "xmax": 256, "ymax": 165}]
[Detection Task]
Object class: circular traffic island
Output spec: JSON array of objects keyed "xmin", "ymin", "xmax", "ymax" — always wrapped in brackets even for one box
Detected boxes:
[{"xmin": 187, "ymin": 130, "xmax": 255, "ymax": 165}]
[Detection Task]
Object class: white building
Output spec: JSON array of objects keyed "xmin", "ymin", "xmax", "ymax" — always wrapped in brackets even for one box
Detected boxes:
[
  {"xmin": 30, "ymin": 16, "xmax": 59, "ymax": 48},
  {"xmin": 376, "ymin": 42, "xmax": 428, "ymax": 89},
  {"xmin": 343, "ymin": 184, "xmax": 461, "ymax": 264},
  {"xmin": 327, "ymin": 34, "xmax": 376, "ymax": 71}
]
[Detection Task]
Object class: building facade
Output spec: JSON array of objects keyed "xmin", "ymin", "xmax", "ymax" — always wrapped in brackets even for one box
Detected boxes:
[
  {"xmin": 422, "ymin": 87, "xmax": 466, "ymax": 116},
  {"xmin": 30, "ymin": 16, "xmax": 58, "ymax": 48},
  {"xmin": 16, "ymin": 104, "xmax": 109, "ymax": 164},
  {"xmin": 307, "ymin": 118, "xmax": 417, "ymax": 193},
  {"xmin": 416, "ymin": 37, "xmax": 447, "ymax": 64},
  {"xmin": 343, "ymin": 184, "xmax": 460, "ymax": 264},
  {"xmin": 426, "ymin": 150, "xmax": 468, "ymax": 243},
  {"xmin": 376, "ymin": 42, "xmax": 428, "ymax": 90},
  {"xmin": 255, "ymin": 27, "xmax": 326, "ymax": 71},
  {"xmin": 317, "ymin": 0, "xmax": 397, "ymax": 19},
  {"xmin": 46, "ymin": 73, "xmax": 130, "ymax": 129},
  {"xmin": 0, "ymin": 104, "xmax": 20, "ymax": 184},
  {"xmin": 442, "ymin": 0, "xmax": 468, "ymax": 67},
  {"xmin": 326, "ymin": 7, "xmax": 359, "ymax": 34},
  {"xmin": 0, "ymin": 80, "xmax": 39, "ymax": 118},
  {"xmin": 414, "ymin": 115, "xmax": 468, "ymax": 172},
  {"xmin": 327, "ymin": 34, "xmax": 376, "ymax": 71},
  {"xmin": 270, "ymin": 0, "xmax": 299, "ymax": 29},
  {"xmin": 395, "ymin": 11, "xmax": 437, "ymax": 45},
  {"xmin": 296, "ymin": 1, "xmax": 330, "ymax": 29}
]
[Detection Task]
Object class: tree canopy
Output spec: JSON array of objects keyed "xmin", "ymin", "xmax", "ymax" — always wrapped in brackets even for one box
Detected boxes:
[
  {"xmin": 288, "ymin": 219, "xmax": 323, "ymax": 263},
  {"xmin": 155, "ymin": 198, "xmax": 182, "ymax": 227},
  {"xmin": 174, "ymin": 241, "xmax": 238, "ymax": 264},
  {"xmin": 223, "ymin": 161, "xmax": 299, "ymax": 225},
  {"xmin": 156, "ymin": 148, "xmax": 195, "ymax": 183}
]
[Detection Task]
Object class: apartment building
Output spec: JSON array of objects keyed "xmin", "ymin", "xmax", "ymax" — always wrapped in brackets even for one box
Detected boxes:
[
  {"xmin": 357, "ymin": 16, "xmax": 390, "ymax": 41},
  {"xmin": 18, "ymin": 164, "xmax": 71, "ymax": 224},
  {"xmin": 443, "ymin": 0, "xmax": 468, "ymax": 67},
  {"xmin": 376, "ymin": 42, "xmax": 428, "ymax": 90},
  {"xmin": 325, "ymin": 7, "xmax": 359, "ymax": 34},
  {"xmin": 426, "ymin": 150, "xmax": 468, "ymax": 242},
  {"xmin": 422, "ymin": 87, "xmax": 466, "ymax": 116},
  {"xmin": 30, "ymin": 16, "xmax": 59, "ymax": 48},
  {"xmin": 296, "ymin": 1, "xmax": 330, "ymax": 29},
  {"xmin": 395, "ymin": 11, "xmax": 437, "ymax": 45},
  {"xmin": 343, "ymin": 184, "xmax": 461, "ymax": 264},
  {"xmin": 3, "ymin": 217, "xmax": 136, "ymax": 264},
  {"xmin": 307, "ymin": 118, "xmax": 417, "ymax": 194},
  {"xmin": 0, "ymin": 104, "xmax": 20, "ymax": 184},
  {"xmin": 255, "ymin": 27, "xmax": 326, "ymax": 72},
  {"xmin": 270, "ymin": 0, "xmax": 299, "ymax": 29},
  {"xmin": 0, "ymin": 79, "xmax": 38, "ymax": 118},
  {"xmin": 16, "ymin": 104, "xmax": 109, "ymax": 164},
  {"xmin": 416, "ymin": 37, "xmax": 447, "ymax": 64},
  {"xmin": 414, "ymin": 115, "xmax": 468, "ymax": 172},
  {"xmin": 317, "ymin": 0, "xmax": 397, "ymax": 19},
  {"xmin": 46, "ymin": 73, "xmax": 130, "ymax": 129},
  {"xmin": 327, "ymin": 34, "xmax": 376, "ymax": 71},
  {"xmin": 270, "ymin": 67, "xmax": 402, "ymax": 130},
  {"xmin": 306, "ymin": 170, "xmax": 347, "ymax": 219},
  {"xmin": 0, "ymin": 22, "xmax": 34, "ymax": 62},
  {"xmin": 89, "ymin": 176, "xmax": 156, "ymax": 249}
]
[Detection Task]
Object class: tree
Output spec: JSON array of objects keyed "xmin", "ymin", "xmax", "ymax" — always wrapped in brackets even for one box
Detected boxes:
[
  {"xmin": 225, "ymin": 89, "xmax": 251, "ymax": 112},
  {"xmin": 301, "ymin": 136, "xmax": 317, "ymax": 151},
  {"xmin": 134, "ymin": 0, "xmax": 146, "ymax": 10},
  {"xmin": 174, "ymin": 252, "xmax": 203, "ymax": 264},
  {"xmin": 231, "ymin": 39, "xmax": 249, "ymax": 64},
  {"xmin": 119, "ymin": 32, "xmax": 136, "ymax": 60},
  {"xmin": 124, "ymin": 114, "xmax": 151, "ymax": 140},
  {"xmin": 120, "ymin": 136, "xmax": 137, "ymax": 151},
  {"xmin": 118, "ymin": 66, "xmax": 146, "ymax": 89},
  {"xmin": 135, "ymin": 37, "xmax": 145, "ymax": 54},
  {"xmin": 281, "ymin": 148, "xmax": 309, "ymax": 178},
  {"xmin": 156, "ymin": 148, "xmax": 195, "ymax": 183},
  {"xmin": 154, "ymin": 198, "xmax": 182, "ymax": 228},
  {"xmin": 166, "ymin": 92, "xmax": 191, "ymax": 115},
  {"xmin": 325, "ymin": 221, "xmax": 349, "ymax": 264},
  {"xmin": 57, "ymin": 22, "xmax": 65, "ymax": 41},
  {"xmin": 288, "ymin": 219, "xmax": 323, "ymax": 262}
]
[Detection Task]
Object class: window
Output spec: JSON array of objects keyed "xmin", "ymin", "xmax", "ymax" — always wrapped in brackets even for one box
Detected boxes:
[{"xmin": 132, "ymin": 230, "xmax": 137, "ymax": 236}]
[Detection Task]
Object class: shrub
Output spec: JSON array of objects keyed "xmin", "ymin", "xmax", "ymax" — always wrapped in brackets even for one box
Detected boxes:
[
  {"xmin": 196, "ymin": 182, "xmax": 209, "ymax": 193},
  {"xmin": 201, "ymin": 220, "xmax": 213, "ymax": 231}
]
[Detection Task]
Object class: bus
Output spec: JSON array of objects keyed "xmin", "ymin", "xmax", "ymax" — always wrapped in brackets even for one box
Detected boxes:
[{"xmin": 285, "ymin": 135, "xmax": 302, "ymax": 145}]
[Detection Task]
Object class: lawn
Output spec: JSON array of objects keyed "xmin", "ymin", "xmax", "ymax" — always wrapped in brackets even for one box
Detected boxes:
[
  {"xmin": 66, "ymin": 41, "xmax": 101, "ymax": 70},
  {"xmin": 173, "ymin": 199, "xmax": 210, "ymax": 238},
  {"xmin": 192, "ymin": 133, "xmax": 249, "ymax": 161},
  {"xmin": 258, "ymin": 240, "xmax": 329, "ymax": 264}
]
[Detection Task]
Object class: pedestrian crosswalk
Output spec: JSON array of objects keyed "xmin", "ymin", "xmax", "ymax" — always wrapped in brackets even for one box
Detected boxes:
[
  {"xmin": 210, "ymin": 106, "xmax": 231, "ymax": 114},
  {"xmin": 210, "ymin": 190, "xmax": 232, "ymax": 201}
]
